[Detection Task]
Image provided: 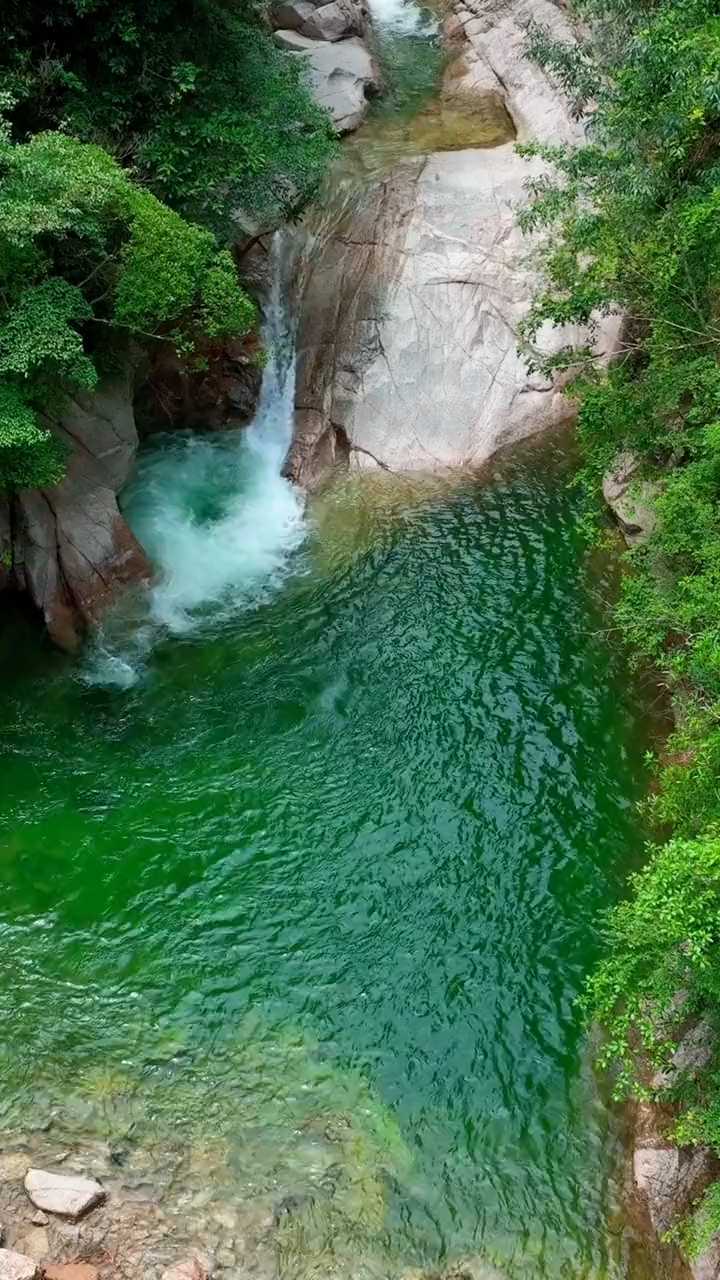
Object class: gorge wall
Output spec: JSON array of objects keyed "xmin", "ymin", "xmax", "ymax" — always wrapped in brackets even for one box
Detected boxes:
[{"xmin": 283, "ymin": 0, "xmax": 620, "ymax": 489}]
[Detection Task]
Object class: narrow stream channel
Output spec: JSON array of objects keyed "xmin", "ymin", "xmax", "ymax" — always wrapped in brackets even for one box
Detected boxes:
[{"xmin": 0, "ymin": 5, "xmax": 657, "ymax": 1279}]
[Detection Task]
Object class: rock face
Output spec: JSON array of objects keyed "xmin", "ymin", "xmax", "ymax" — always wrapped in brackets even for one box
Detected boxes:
[
  {"xmin": 628, "ymin": 1018, "xmax": 720, "ymax": 1278},
  {"xmin": 134, "ymin": 335, "xmax": 264, "ymax": 434},
  {"xmin": 603, "ymin": 450, "xmax": 662, "ymax": 545},
  {"xmin": 276, "ymin": 34, "xmax": 380, "ymax": 132},
  {"xmin": 2, "ymin": 370, "xmax": 151, "ymax": 651},
  {"xmin": 24, "ymin": 1170, "xmax": 105, "ymax": 1221},
  {"xmin": 634, "ymin": 1144, "xmax": 717, "ymax": 1240},
  {"xmin": 285, "ymin": 0, "xmax": 620, "ymax": 488}
]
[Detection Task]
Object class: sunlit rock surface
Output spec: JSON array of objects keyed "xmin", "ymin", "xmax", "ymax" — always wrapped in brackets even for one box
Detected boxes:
[{"xmin": 285, "ymin": 0, "xmax": 620, "ymax": 488}]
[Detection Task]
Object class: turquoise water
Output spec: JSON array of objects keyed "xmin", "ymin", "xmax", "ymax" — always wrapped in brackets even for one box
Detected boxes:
[{"xmin": 1, "ymin": 437, "xmax": 652, "ymax": 1278}]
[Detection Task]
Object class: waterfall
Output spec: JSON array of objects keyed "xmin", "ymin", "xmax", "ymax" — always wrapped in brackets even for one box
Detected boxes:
[{"xmin": 82, "ymin": 232, "xmax": 305, "ymax": 686}]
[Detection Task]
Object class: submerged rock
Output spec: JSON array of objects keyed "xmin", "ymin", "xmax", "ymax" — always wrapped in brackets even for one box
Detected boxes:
[
  {"xmin": 24, "ymin": 1169, "xmax": 105, "ymax": 1220},
  {"xmin": 0, "ymin": 1251, "xmax": 38, "ymax": 1280},
  {"xmin": 12, "ymin": 1231, "xmax": 46, "ymax": 1265}
]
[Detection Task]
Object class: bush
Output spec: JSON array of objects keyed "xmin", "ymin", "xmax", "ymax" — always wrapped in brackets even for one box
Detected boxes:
[
  {"xmin": 522, "ymin": 0, "xmax": 720, "ymax": 1234},
  {"xmin": 0, "ymin": 129, "xmax": 256, "ymax": 491}
]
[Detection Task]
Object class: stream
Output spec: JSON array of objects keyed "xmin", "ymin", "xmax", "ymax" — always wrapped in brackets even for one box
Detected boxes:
[{"xmin": 0, "ymin": 5, "xmax": 657, "ymax": 1279}]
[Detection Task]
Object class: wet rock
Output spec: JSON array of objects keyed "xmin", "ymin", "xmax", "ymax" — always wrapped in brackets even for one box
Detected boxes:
[
  {"xmin": 210, "ymin": 1207, "xmax": 238, "ymax": 1232},
  {"xmin": 160, "ymin": 1258, "xmax": 210, "ymax": 1280},
  {"xmin": 43, "ymin": 1267, "xmax": 100, "ymax": 1280},
  {"xmin": 0, "ymin": 1250, "xmax": 39, "ymax": 1280},
  {"xmin": 134, "ymin": 336, "xmax": 264, "ymax": 435},
  {"xmin": 602, "ymin": 451, "xmax": 662, "ymax": 545},
  {"xmin": 24, "ymin": 1170, "xmax": 105, "ymax": 1221}
]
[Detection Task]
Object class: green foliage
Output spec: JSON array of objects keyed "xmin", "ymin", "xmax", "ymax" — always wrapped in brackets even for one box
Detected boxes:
[
  {"xmin": 1, "ymin": 1, "xmax": 337, "ymax": 233},
  {"xmin": 523, "ymin": 0, "xmax": 720, "ymax": 1241},
  {"xmin": 0, "ymin": 0, "xmax": 337, "ymax": 491},
  {"xmin": 0, "ymin": 128, "xmax": 256, "ymax": 491},
  {"xmin": 113, "ymin": 194, "xmax": 256, "ymax": 347},
  {"xmin": 584, "ymin": 834, "xmax": 720, "ymax": 1092},
  {"xmin": 0, "ymin": 385, "xmax": 65, "ymax": 490},
  {"xmin": 668, "ymin": 1179, "xmax": 720, "ymax": 1260}
]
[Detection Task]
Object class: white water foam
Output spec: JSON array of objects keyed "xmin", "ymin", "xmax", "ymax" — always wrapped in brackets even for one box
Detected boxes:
[
  {"xmin": 81, "ymin": 234, "xmax": 305, "ymax": 686},
  {"xmin": 367, "ymin": 0, "xmax": 435, "ymax": 37}
]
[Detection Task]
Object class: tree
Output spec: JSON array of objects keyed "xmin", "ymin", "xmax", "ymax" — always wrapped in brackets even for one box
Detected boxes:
[
  {"xmin": 1, "ymin": 0, "xmax": 336, "ymax": 233},
  {"xmin": 0, "ymin": 125, "xmax": 256, "ymax": 489}
]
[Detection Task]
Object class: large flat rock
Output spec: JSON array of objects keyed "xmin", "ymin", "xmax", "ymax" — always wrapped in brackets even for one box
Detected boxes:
[
  {"xmin": 24, "ymin": 1169, "xmax": 105, "ymax": 1220},
  {"xmin": 286, "ymin": 146, "xmax": 617, "ymax": 484}
]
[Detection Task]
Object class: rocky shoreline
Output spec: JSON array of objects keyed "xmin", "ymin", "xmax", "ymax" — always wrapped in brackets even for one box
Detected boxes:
[
  {"xmin": 0, "ymin": 1139, "xmax": 507, "ymax": 1280},
  {"xmin": 604, "ymin": 481, "xmax": 720, "ymax": 1279}
]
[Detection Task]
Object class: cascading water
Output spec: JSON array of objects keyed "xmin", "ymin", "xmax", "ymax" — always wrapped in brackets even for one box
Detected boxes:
[{"xmin": 83, "ymin": 233, "xmax": 305, "ymax": 685}]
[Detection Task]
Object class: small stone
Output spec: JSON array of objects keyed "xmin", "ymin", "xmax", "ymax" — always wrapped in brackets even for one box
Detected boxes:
[
  {"xmin": 160, "ymin": 1259, "xmax": 209, "ymax": 1280},
  {"xmin": 43, "ymin": 1267, "xmax": 99, "ymax": 1280},
  {"xmin": 24, "ymin": 1169, "xmax": 105, "ymax": 1220},
  {"xmin": 29, "ymin": 1215, "xmax": 47, "ymax": 1228},
  {"xmin": 0, "ymin": 1250, "xmax": 39, "ymax": 1280}
]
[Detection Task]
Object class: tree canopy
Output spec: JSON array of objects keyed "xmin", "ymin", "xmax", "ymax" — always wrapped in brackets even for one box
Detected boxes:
[{"xmin": 0, "ymin": 0, "xmax": 336, "ymax": 490}]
